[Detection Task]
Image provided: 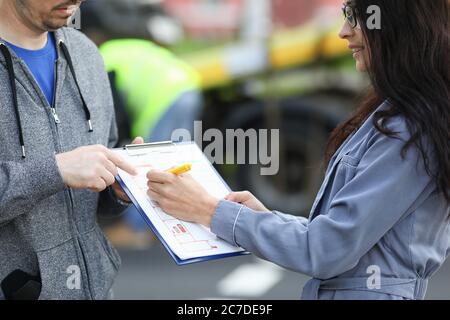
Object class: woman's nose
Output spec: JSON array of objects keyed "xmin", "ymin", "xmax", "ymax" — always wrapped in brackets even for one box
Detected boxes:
[{"xmin": 339, "ymin": 21, "xmax": 354, "ymax": 39}]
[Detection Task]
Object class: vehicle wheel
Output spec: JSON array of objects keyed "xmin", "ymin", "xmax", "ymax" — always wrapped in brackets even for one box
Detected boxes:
[{"xmin": 236, "ymin": 112, "xmax": 330, "ymax": 216}]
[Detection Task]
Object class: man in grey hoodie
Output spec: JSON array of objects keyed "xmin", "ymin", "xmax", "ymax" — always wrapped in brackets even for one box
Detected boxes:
[{"xmin": 0, "ymin": 0, "xmax": 143, "ymax": 299}]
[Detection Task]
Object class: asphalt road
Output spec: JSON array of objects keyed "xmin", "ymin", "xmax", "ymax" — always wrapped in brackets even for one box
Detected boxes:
[{"xmin": 112, "ymin": 242, "xmax": 450, "ymax": 300}]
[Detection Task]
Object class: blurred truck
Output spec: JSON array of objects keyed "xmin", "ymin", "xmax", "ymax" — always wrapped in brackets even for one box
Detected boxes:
[{"xmin": 83, "ymin": 0, "xmax": 367, "ymax": 216}]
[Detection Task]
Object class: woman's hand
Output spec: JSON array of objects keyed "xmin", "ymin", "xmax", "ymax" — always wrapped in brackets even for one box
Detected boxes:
[
  {"xmin": 147, "ymin": 170, "xmax": 219, "ymax": 227},
  {"xmin": 225, "ymin": 191, "xmax": 269, "ymax": 212}
]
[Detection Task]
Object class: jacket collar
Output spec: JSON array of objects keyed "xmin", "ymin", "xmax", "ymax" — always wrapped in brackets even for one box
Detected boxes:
[{"xmin": 308, "ymin": 99, "xmax": 392, "ymax": 220}]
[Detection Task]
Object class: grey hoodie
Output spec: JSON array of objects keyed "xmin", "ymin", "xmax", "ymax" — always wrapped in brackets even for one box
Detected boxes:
[{"xmin": 0, "ymin": 28, "xmax": 128, "ymax": 299}]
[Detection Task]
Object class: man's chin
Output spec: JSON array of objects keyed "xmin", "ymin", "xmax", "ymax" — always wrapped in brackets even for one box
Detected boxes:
[{"xmin": 43, "ymin": 20, "xmax": 69, "ymax": 31}]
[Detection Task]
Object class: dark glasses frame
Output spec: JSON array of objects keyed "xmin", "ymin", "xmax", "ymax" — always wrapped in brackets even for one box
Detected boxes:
[{"xmin": 342, "ymin": 3, "xmax": 359, "ymax": 29}]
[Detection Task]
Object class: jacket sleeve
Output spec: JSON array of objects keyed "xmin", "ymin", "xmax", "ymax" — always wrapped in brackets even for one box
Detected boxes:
[
  {"xmin": 0, "ymin": 155, "xmax": 66, "ymax": 225},
  {"xmin": 211, "ymin": 128, "xmax": 433, "ymax": 279}
]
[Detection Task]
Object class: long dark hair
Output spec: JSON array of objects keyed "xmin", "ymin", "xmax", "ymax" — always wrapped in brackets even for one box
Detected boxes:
[{"xmin": 325, "ymin": 0, "xmax": 450, "ymax": 202}]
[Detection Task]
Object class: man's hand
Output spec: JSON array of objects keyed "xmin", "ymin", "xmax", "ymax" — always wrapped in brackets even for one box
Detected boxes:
[
  {"xmin": 225, "ymin": 191, "xmax": 269, "ymax": 212},
  {"xmin": 56, "ymin": 141, "xmax": 139, "ymax": 193},
  {"xmin": 111, "ymin": 137, "xmax": 144, "ymax": 202}
]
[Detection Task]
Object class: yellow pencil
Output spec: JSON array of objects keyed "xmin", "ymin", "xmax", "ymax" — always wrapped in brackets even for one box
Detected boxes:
[{"xmin": 166, "ymin": 163, "xmax": 192, "ymax": 176}]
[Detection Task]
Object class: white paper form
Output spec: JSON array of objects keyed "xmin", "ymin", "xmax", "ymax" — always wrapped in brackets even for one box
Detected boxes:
[{"xmin": 114, "ymin": 142, "xmax": 246, "ymax": 263}]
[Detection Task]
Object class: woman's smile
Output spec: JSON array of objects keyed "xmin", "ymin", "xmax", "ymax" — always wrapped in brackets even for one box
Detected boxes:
[{"xmin": 348, "ymin": 45, "xmax": 365, "ymax": 59}]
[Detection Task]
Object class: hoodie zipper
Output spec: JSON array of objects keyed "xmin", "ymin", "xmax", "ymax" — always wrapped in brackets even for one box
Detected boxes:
[
  {"xmin": 51, "ymin": 56, "xmax": 92, "ymax": 299},
  {"xmin": 51, "ymin": 59, "xmax": 74, "ymax": 208},
  {"xmin": 51, "ymin": 60, "xmax": 61, "ymax": 124}
]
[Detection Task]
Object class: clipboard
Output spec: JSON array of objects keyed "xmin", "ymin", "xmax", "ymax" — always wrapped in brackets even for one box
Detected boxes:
[{"xmin": 114, "ymin": 141, "xmax": 249, "ymax": 265}]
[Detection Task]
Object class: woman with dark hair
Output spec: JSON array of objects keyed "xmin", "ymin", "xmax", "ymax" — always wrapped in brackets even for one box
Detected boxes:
[{"xmin": 144, "ymin": 0, "xmax": 450, "ymax": 299}]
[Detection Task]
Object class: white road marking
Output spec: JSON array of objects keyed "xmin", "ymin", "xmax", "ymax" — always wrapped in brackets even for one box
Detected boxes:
[
  {"xmin": 200, "ymin": 297, "xmax": 239, "ymax": 300},
  {"xmin": 217, "ymin": 258, "xmax": 284, "ymax": 297}
]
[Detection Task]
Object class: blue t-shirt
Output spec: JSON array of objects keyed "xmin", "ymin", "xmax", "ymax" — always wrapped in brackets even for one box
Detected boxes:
[{"xmin": 6, "ymin": 32, "xmax": 57, "ymax": 106}]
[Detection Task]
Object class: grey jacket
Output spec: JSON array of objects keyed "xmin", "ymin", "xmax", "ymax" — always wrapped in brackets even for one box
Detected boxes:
[
  {"xmin": 0, "ymin": 28, "xmax": 127, "ymax": 299},
  {"xmin": 212, "ymin": 100, "xmax": 450, "ymax": 300}
]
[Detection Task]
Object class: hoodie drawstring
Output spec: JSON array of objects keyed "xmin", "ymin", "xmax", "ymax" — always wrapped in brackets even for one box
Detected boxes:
[
  {"xmin": 58, "ymin": 40, "xmax": 93, "ymax": 132},
  {"xmin": 0, "ymin": 38, "xmax": 93, "ymax": 159},
  {"xmin": 0, "ymin": 42, "xmax": 26, "ymax": 158}
]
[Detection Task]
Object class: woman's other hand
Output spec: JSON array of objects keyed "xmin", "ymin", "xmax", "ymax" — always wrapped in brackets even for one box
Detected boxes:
[{"xmin": 225, "ymin": 191, "xmax": 269, "ymax": 212}]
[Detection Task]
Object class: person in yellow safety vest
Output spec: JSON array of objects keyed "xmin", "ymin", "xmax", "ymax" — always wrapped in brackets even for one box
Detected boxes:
[
  {"xmin": 100, "ymin": 39, "xmax": 203, "ymax": 145},
  {"xmin": 97, "ymin": 40, "xmax": 204, "ymax": 243}
]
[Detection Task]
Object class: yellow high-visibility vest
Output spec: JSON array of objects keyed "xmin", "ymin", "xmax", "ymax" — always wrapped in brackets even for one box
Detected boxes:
[{"xmin": 100, "ymin": 39, "xmax": 200, "ymax": 138}]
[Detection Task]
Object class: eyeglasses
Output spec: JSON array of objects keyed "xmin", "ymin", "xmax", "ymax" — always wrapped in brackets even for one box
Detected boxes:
[{"xmin": 342, "ymin": 3, "xmax": 359, "ymax": 29}]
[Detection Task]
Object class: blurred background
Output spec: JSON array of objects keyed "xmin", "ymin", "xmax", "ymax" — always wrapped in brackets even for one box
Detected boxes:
[{"xmin": 80, "ymin": 0, "xmax": 450, "ymax": 299}]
